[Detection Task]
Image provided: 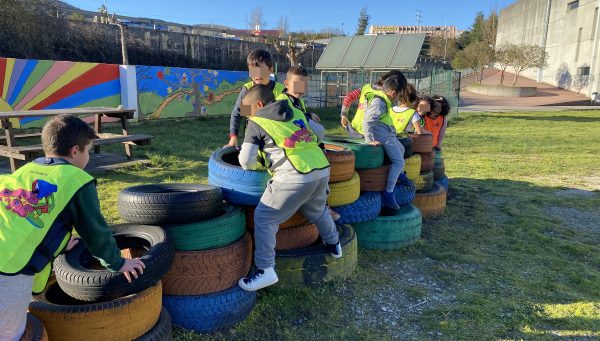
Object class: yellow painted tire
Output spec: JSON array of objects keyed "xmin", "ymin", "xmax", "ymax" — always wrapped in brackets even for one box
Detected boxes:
[
  {"xmin": 404, "ymin": 154, "xmax": 422, "ymax": 183},
  {"xmin": 328, "ymin": 172, "xmax": 360, "ymax": 206},
  {"xmin": 29, "ymin": 281, "xmax": 162, "ymax": 341},
  {"xmin": 413, "ymin": 184, "xmax": 447, "ymax": 218}
]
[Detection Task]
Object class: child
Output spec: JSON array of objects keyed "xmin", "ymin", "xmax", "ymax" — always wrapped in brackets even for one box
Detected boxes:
[
  {"xmin": 391, "ymin": 83, "xmax": 419, "ymax": 134},
  {"xmin": 0, "ymin": 115, "xmax": 145, "ymax": 340},
  {"xmin": 426, "ymin": 95, "xmax": 450, "ymax": 150},
  {"xmin": 407, "ymin": 95, "xmax": 433, "ymax": 134},
  {"xmin": 237, "ymin": 84, "xmax": 341, "ymax": 291},
  {"xmin": 226, "ymin": 49, "xmax": 286, "ymax": 147},
  {"xmin": 359, "ymin": 75, "xmax": 409, "ymax": 209}
]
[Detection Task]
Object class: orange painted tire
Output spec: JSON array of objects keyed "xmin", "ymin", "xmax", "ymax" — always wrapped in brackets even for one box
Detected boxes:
[
  {"xmin": 324, "ymin": 144, "xmax": 355, "ymax": 183},
  {"xmin": 161, "ymin": 233, "xmax": 252, "ymax": 295},
  {"xmin": 409, "ymin": 133, "xmax": 433, "ymax": 153},
  {"xmin": 244, "ymin": 206, "xmax": 307, "ymax": 229},
  {"xmin": 412, "ymin": 184, "xmax": 447, "ymax": 218},
  {"xmin": 418, "ymin": 151, "xmax": 435, "ymax": 172},
  {"xmin": 356, "ymin": 164, "xmax": 390, "ymax": 192},
  {"xmin": 29, "ymin": 281, "xmax": 162, "ymax": 341},
  {"xmin": 19, "ymin": 314, "xmax": 48, "ymax": 341},
  {"xmin": 275, "ymin": 223, "xmax": 319, "ymax": 251}
]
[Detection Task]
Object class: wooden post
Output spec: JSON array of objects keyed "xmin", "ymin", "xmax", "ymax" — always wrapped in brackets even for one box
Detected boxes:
[
  {"xmin": 2, "ymin": 118, "xmax": 17, "ymax": 172},
  {"xmin": 120, "ymin": 114, "xmax": 132, "ymax": 158},
  {"xmin": 94, "ymin": 114, "xmax": 102, "ymax": 154}
]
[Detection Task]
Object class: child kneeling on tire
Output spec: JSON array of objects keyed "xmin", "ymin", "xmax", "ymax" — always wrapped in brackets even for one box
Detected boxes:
[
  {"xmin": 0, "ymin": 115, "xmax": 145, "ymax": 341},
  {"xmin": 237, "ymin": 84, "xmax": 342, "ymax": 291}
]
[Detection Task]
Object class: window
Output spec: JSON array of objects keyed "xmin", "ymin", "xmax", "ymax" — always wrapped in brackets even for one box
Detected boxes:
[{"xmin": 568, "ymin": 0, "xmax": 579, "ymax": 11}]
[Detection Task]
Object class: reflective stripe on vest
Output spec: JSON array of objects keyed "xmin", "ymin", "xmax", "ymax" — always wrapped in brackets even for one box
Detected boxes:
[
  {"xmin": 276, "ymin": 93, "xmax": 306, "ymax": 113},
  {"xmin": 250, "ymin": 108, "xmax": 329, "ymax": 174},
  {"xmin": 391, "ymin": 108, "xmax": 416, "ymax": 134},
  {"xmin": 0, "ymin": 162, "xmax": 93, "ymax": 276},
  {"xmin": 244, "ymin": 81, "xmax": 286, "ymax": 98},
  {"xmin": 350, "ymin": 84, "xmax": 395, "ymax": 135}
]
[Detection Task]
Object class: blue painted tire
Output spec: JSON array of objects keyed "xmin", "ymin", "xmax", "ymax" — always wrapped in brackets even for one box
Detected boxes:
[
  {"xmin": 434, "ymin": 175, "xmax": 449, "ymax": 192},
  {"xmin": 394, "ymin": 176, "xmax": 416, "ymax": 207},
  {"xmin": 332, "ymin": 191, "xmax": 381, "ymax": 224},
  {"xmin": 208, "ymin": 147, "xmax": 270, "ymax": 205},
  {"xmin": 163, "ymin": 285, "xmax": 256, "ymax": 334}
]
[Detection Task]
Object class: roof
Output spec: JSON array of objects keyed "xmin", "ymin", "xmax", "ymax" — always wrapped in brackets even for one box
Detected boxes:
[{"xmin": 315, "ymin": 34, "xmax": 426, "ymax": 71}]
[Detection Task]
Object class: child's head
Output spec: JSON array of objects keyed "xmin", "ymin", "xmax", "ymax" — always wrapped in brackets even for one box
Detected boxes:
[
  {"xmin": 399, "ymin": 83, "xmax": 418, "ymax": 108},
  {"xmin": 431, "ymin": 95, "xmax": 450, "ymax": 117},
  {"xmin": 375, "ymin": 70, "xmax": 404, "ymax": 87},
  {"xmin": 41, "ymin": 114, "xmax": 97, "ymax": 169},
  {"xmin": 247, "ymin": 49, "xmax": 274, "ymax": 86},
  {"xmin": 285, "ymin": 65, "xmax": 309, "ymax": 98},
  {"xmin": 241, "ymin": 84, "xmax": 276, "ymax": 117},
  {"xmin": 416, "ymin": 95, "xmax": 433, "ymax": 116},
  {"xmin": 381, "ymin": 73, "xmax": 408, "ymax": 102}
]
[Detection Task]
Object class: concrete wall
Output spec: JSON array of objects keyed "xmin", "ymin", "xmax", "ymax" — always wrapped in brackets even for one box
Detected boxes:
[{"xmin": 496, "ymin": 0, "xmax": 600, "ymax": 96}]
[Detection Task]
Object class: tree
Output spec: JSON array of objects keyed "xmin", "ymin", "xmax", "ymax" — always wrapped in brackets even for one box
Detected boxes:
[
  {"xmin": 271, "ymin": 35, "xmax": 313, "ymax": 66},
  {"xmin": 356, "ymin": 7, "xmax": 370, "ymax": 35},
  {"xmin": 248, "ymin": 7, "xmax": 267, "ymax": 30},
  {"xmin": 428, "ymin": 36, "xmax": 458, "ymax": 60},
  {"xmin": 451, "ymin": 41, "xmax": 494, "ymax": 84},
  {"xmin": 69, "ymin": 12, "xmax": 85, "ymax": 21},
  {"xmin": 457, "ymin": 9, "xmax": 498, "ymax": 49},
  {"xmin": 495, "ymin": 43, "xmax": 517, "ymax": 85},
  {"xmin": 507, "ymin": 44, "xmax": 548, "ymax": 86},
  {"xmin": 277, "ymin": 15, "xmax": 290, "ymax": 36}
]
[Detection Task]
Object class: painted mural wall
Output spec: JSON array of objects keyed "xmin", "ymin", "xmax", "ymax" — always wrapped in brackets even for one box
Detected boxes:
[
  {"xmin": 136, "ymin": 65, "xmax": 248, "ymax": 119},
  {"xmin": 0, "ymin": 58, "xmax": 121, "ymax": 128}
]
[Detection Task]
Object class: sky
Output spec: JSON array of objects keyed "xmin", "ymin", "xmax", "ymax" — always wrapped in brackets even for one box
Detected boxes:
[{"xmin": 63, "ymin": 0, "xmax": 515, "ymax": 34}]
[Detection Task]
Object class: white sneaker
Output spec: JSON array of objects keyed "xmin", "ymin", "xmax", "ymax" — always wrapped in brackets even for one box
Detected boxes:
[{"xmin": 238, "ymin": 267, "xmax": 279, "ymax": 291}]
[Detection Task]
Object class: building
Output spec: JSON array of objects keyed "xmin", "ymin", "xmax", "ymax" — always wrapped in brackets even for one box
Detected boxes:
[
  {"xmin": 496, "ymin": 0, "xmax": 600, "ymax": 97},
  {"xmin": 369, "ymin": 25, "xmax": 459, "ymax": 38}
]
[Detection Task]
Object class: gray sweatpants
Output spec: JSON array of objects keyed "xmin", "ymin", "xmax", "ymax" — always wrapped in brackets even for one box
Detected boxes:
[
  {"xmin": 0, "ymin": 274, "xmax": 33, "ymax": 341},
  {"xmin": 254, "ymin": 177, "xmax": 340, "ymax": 269},
  {"xmin": 380, "ymin": 134, "xmax": 405, "ymax": 192}
]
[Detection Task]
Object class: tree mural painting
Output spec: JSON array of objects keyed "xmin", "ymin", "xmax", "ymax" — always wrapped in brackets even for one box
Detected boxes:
[{"xmin": 136, "ymin": 66, "xmax": 248, "ymax": 119}]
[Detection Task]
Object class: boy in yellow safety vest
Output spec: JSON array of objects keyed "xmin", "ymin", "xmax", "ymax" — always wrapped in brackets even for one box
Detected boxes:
[
  {"xmin": 225, "ymin": 49, "xmax": 286, "ymax": 147},
  {"xmin": 0, "ymin": 115, "xmax": 145, "ymax": 340},
  {"xmin": 237, "ymin": 84, "xmax": 341, "ymax": 291}
]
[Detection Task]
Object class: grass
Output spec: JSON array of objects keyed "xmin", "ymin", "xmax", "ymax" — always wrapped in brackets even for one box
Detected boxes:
[{"xmin": 95, "ymin": 109, "xmax": 600, "ymax": 340}]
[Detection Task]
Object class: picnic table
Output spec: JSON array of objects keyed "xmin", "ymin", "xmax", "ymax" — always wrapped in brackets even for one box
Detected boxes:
[{"xmin": 0, "ymin": 107, "xmax": 153, "ymax": 172}]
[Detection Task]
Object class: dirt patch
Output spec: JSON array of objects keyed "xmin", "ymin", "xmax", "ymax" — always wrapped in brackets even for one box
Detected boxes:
[{"xmin": 544, "ymin": 206, "xmax": 600, "ymax": 242}]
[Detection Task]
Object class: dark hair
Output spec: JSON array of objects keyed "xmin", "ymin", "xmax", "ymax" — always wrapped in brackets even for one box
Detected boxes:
[
  {"xmin": 418, "ymin": 94, "xmax": 434, "ymax": 108},
  {"xmin": 287, "ymin": 65, "xmax": 309, "ymax": 77},
  {"xmin": 247, "ymin": 49, "xmax": 273, "ymax": 68},
  {"xmin": 399, "ymin": 83, "xmax": 418, "ymax": 107},
  {"xmin": 375, "ymin": 70, "xmax": 404, "ymax": 86},
  {"xmin": 432, "ymin": 95, "xmax": 450, "ymax": 116},
  {"xmin": 244, "ymin": 84, "xmax": 276, "ymax": 104},
  {"xmin": 41, "ymin": 114, "xmax": 97, "ymax": 156}
]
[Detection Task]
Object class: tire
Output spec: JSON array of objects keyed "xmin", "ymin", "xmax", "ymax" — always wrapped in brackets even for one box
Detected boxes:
[
  {"xmin": 324, "ymin": 144, "xmax": 355, "ymax": 183},
  {"xmin": 162, "ymin": 233, "xmax": 252, "ymax": 296},
  {"xmin": 352, "ymin": 205, "xmax": 422, "ymax": 250},
  {"xmin": 415, "ymin": 170, "xmax": 434, "ymax": 193},
  {"xmin": 118, "ymin": 184, "xmax": 223, "ymax": 225},
  {"xmin": 327, "ymin": 172, "xmax": 360, "ymax": 206},
  {"xmin": 275, "ymin": 223, "xmax": 320, "ymax": 251},
  {"xmin": 398, "ymin": 135, "xmax": 413, "ymax": 158},
  {"xmin": 134, "ymin": 307, "xmax": 172, "ymax": 341},
  {"xmin": 164, "ymin": 205, "xmax": 245, "ymax": 251},
  {"xmin": 163, "ymin": 285, "xmax": 256, "ymax": 334},
  {"xmin": 418, "ymin": 151, "xmax": 435, "ymax": 172},
  {"xmin": 413, "ymin": 184, "xmax": 447, "ymax": 218},
  {"xmin": 395, "ymin": 176, "xmax": 416, "ymax": 207},
  {"xmin": 54, "ymin": 224, "xmax": 174, "ymax": 302},
  {"xmin": 324, "ymin": 136, "xmax": 383, "ymax": 169},
  {"xmin": 208, "ymin": 147, "xmax": 271, "ymax": 206},
  {"xmin": 434, "ymin": 149, "xmax": 443, "ymax": 163},
  {"xmin": 356, "ymin": 164, "xmax": 390, "ymax": 192},
  {"xmin": 435, "ymin": 175, "xmax": 449, "ymax": 192},
  {"xmin": 433, "ymin": 158, "xmax": 445, "ymax": 180},
  {"xmin": 244, "ymin": 206, "xmax": 307, "ymax": 230},
  {"xmin": 29, "ymin": 281, "xmax": 162, "ymax": 341},
  {"xmin": 404, "ymin": 154, "xmax": 421, "ymax": 183},
  {"xmin": 331, "ymin": 191, "xmax": 381, "ymax": 225},
  {"xmin": 409, "ymin": 133, "xmax": 433, "ymax": 153},
  {"xmin": 20, "ymin": 314, "xmax": 48, "ymax": 341},
  {"xmin": 275, "ymin": 224, "xmax": 358, "ymax": 288}
]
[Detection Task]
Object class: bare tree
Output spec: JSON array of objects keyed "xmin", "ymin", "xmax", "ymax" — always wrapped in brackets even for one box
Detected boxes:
[
  {"xmin": 277, "ymin": 15, "xmax": 290, "ymax": 36},
  {"xmin": 271, "ymin": 35, "xmax": 314, "ymax": 66},
  {"xmin": 507, "ymin": 44, "xmax": 548, "ymax": 86},
  {"xmin": 248, "ymin": 7, "xmax": 267, "ymax": 31},
  {"xmin": 451, "ymin": 41, "xmax": 494, "ymax": 84},
  {"xmin": 428, "ymin": 36, "xmax": 458, "ymax": 60},
  {"xmin": 495, "ymin": 43, "xmax": 517, "ymax": 85}
]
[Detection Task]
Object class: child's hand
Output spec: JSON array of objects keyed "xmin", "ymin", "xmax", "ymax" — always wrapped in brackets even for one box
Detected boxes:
[
  {"xmin": 340, "ymin": 116, "xmax": 349, "ymax": 128},
  {"xmin": 119, "ymin": 258, "xmax": 146, "ymax": 283},
  {"xmin": 309, "ymin": 113, "xmax": 321, "ymax": 122},
  {"xmin": 369, "ymin": 141, "xmax": 381, "ymax": 146},
  {"xmin": 224, "ymin": 136, "xmax": 238, "ymax": 148},
  {"xmin": 65, "ymin": 236, "xmax": 80, "ymax": 252}
]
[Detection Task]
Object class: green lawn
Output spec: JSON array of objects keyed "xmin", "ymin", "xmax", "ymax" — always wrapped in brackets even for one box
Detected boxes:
[{"xmin": 96, "ymin": 110, "xmax": 600, "ymax": 340}]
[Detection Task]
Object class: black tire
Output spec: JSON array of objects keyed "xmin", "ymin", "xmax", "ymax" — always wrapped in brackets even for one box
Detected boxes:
[
  {"xmin": 135, "ymin": 307, "xmax": 172, "ymax": 341},
  {"xmin": 332, "ymin": 191, "xmax": 381, "ymax": 225},
  {"xmin": 398, "ymin": 135, "xmax": 413, "ymax": 158},
  {"xmin": 275, "ymin": 224, "xmax": 358, "ymax": 289},
  {"xmin": 415, "ymin": 170, "xmax": 434, "ymax": 193},
  {"xmin": 118, "ymin": 184, "xmax": 223, "ymax": 225},
  {"xmin": 433, "ymin": 158, "xmax": 445, "ymax": 180},
  {"xmin": 19, "ymin": 314, "xmax": 48, "ymax": 341},
  {"xmin": 54, "ymin": 224, "xmax": 174, "ymax": 302}
]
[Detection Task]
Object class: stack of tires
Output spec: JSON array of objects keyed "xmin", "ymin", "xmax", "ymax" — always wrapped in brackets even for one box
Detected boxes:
[
  {"xmin": 31, "ymin": 222, "xmax": 175, "ymax": 340},
  {"xmin": 409, "ymin": 133, "xmax": 448, "ymax": 218},
  {"xmin": 117, "ymin": 183, "xmax": 256, "ymax": 334},
  {"xmin": 433, "ymin": 149, "xmax": 449, "ymax": 191},
  {"xmin": 209, "ymin": 146, "xmax": 359, "ymax": 289},
  {"xmin": 324, "ymin": 137, "xmax": 422, "ymax": 251}
]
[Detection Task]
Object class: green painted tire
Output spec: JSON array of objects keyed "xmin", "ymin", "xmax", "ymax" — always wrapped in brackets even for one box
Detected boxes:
[
  {"xmin": 353, "ymin": 205, "xmax": 422, "ymax": 250},
  {"xmin": 324, "ymin": 136, "xmax": 383, "ymax": 169},
  {"xmin": 164, "ymin": 205, "xmax": 246, "ymax": 251},
  {"xmin": 275, "ymin": 225, "xmax": 358, "ymax": 288}
]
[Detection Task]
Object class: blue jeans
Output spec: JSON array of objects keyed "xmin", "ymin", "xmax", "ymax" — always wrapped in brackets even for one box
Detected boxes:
[{"xmin": 380, "ymin": 135, "xmax": 405, "ymax": 192}]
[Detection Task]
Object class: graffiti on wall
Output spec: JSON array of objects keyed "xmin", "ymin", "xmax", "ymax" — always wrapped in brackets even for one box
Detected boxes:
[
  {"xmin": 136, "ymin": 66, "xmax": 248, "ymax": 119},
  {"xmin": 0, "ymin": 58, "xmax": 121, "ymax": 128}
]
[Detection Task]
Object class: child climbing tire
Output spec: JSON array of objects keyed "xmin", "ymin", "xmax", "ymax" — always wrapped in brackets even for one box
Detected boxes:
[
  {"xmin": 162, "ymin": 233, "xmax": 252, "ymax": 296},
  {"xmin": 327, "ymin": 172, "xmax": 360, "ymax": 206},
  {"xmin": 415, "ymin": 170, "xmax": 434, "ymax": 193},
  {"xmin": 418, "ymin": 151, "xmax": 435, "ymax": 172},
  {"xmin": 54, "ymin": 224, "xmax": 174, "ymax": 302},
  {"xmin": 163, "ymin": 285, "xmax": 256, "ymax": 334},
  {"xmin": 413, "ymin": 184, "xmax": 447, "ymax": 218},
  {"xmin": 356, "ymin": 164, "xmax": 390, "ymax": 192},
  {"xmin": 352, "ymin": 204, "xmax": 422, "ymax": 250},
  {"xmin": 331, "ymin": 191, "xmax": 381, "ymax": 225},
  {"xmin": 324, "ymin": 136, "xmax": 384, "ymax": 169},
  {"xmin": 324, "ymin": 144, "xmax": 355, "ymax": 182},
  {"xmin": 208, "ymin": 147, "xmax": 271, "ymax": 205},
  {"xmin": 275, "ymin": 224, "xmax": 358, "ymax": 289},
  {"xmin": 404, "ymin": 154, "xmax": 421, "ymax": 183},
  {"xmin": 409, "ymin": 132, "xmax": 433, "ymax": 153},
  {"xmin": 19, "ymin": 314, "xmax": 48, "ymax": 341},
  {"xmin": 29, "ymin": 281, "xmax": 162, "ymax": 341}
]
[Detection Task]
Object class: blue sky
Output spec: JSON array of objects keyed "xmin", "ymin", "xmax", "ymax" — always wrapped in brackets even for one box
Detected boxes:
[{"xmin": 63, "ymin": 0, "xmax": 515, "ymax": 33}]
